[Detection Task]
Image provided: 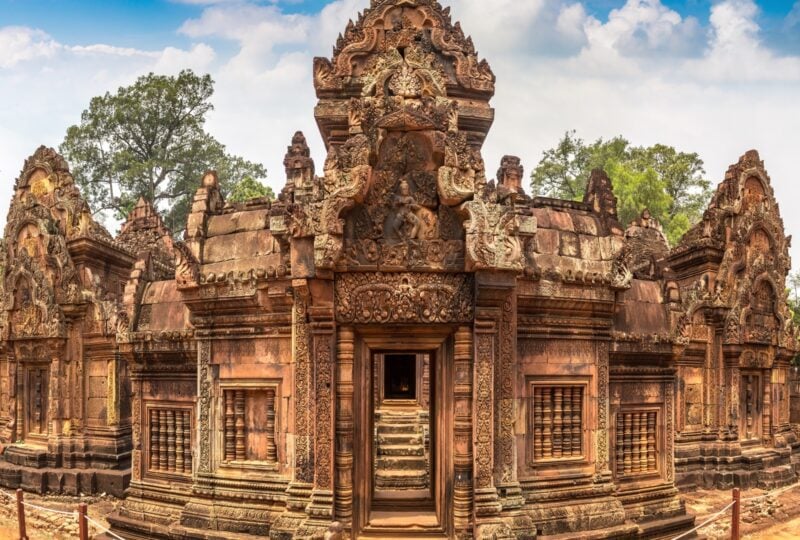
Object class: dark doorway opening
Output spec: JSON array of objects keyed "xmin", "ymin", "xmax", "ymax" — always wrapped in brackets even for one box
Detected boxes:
[{"xmin": 384, "ymin": 354, "xmax": 417, "ymax": 400}]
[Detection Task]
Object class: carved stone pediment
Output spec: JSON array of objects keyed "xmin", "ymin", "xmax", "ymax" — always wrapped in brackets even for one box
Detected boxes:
[
  {"xmin": 334, "ymin": 272, "xmax": 474, "ymax": 324},
  {"xmin": 297, "ymin": 0, "xmax": 500, "ymax": 272},
  {"xmin": 671, "ymin": 151, "xmax": 799, "ymax": 353},
  {"xmin": 6, "ymin": 250, "xmax": 65, "ymax": 339}
]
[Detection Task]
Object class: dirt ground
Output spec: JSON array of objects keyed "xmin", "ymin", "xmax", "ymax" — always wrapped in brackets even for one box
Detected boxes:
[
  {"xmin": 0, "ymin": 489, "xmax": 119, "ymax": 539},
  {"xmin": 683, "ymin": 484, "xmax": 800, "ymax": 539},
  {"xmin": 0, "ymin": 485, "xmax": 799, "ymax": 539}
]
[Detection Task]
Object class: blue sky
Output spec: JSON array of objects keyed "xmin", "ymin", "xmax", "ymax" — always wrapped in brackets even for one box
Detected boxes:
[
  {"xmin": 1, "ymin": 1, "xmax": 798, "ymax": 48},
  {"xmin": 1, "ymin": 0, "xmax": 800, "ymax": 262}
]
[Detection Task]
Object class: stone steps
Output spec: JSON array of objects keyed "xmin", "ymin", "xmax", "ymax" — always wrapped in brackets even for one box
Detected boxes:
[
  {"xmin": 758, "ymin": 465, "xmax": 796, "ymax": 489},
  {"xmin": 375, "ymin": 469, "xmax": 429, "ymax": 489},
  {"xmin": 377, "ymin": 456, "xmax": 427, "ymax": 470},
  {"xmin": 377, "ymin": 424, "xmax": 419, "ymax": 435},
  {"xmin": 378, "ymin": 434, "xmax": 423, "ymax": 446},
  {"xmin": 374, "ymin": 409, "xmax": 429, "ymax": 491},
  {"xmin": 378, "ymin": 444, "xmax": 424, "ymax": 457}
]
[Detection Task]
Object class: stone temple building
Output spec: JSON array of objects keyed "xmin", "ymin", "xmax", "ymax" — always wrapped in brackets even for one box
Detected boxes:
[{"xmin": 0, "ymin": 0, "xmax": 798, "ymax": 538}]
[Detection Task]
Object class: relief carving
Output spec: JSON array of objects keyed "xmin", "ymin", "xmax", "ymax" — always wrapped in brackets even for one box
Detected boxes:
[
  {"xmin": 335, "ymin": 272, "xmax": 474, "ymax": 324},
  {"xmin": 474, "ymin": 333, "xmax": 494, "ymax": 489}
]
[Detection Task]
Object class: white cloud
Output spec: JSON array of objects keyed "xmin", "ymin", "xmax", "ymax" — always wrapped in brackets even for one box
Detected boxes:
[
  {"xmin": 789, "ymin": 1, "xmax": 800, "ymax": 28},
  {"xmin": 687, "ymin": 0, "xmax": 800, "ymax": 81},
  {"xmin": 556, "ymin": 3, "xmax": 590, "ymax": 46},
  {"xmin": 0, "ymin": 27, "xmax": 61, "ymax": 68},
  {"xmin": 153, "ymin": 43, "xmax": 216, "ymax": 73},
  {"xmin": 0, "ymin": 28, "xmax": 216, "ymax": 231}
]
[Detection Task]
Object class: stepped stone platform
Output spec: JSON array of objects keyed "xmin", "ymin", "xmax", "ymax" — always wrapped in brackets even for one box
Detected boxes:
[{"xmin": 374, "ymin": 410, "xmax": 430, "ymax": 492}]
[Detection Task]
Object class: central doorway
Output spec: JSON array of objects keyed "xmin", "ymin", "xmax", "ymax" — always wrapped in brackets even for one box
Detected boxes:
[
  {"xmin": 373, "ymin": 352, "xmax": 433, "ymax": 505},
  {"xmin": 353, "ymin": 331, "xmax": 454, "ymax": 538}
]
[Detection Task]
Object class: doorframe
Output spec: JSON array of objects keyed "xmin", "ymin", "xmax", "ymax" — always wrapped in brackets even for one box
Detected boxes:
[
  {"xmin": 352, "ymin": 326, "xmax": 455, "ymax": 537},
  {"xmin": 740, "ymin": 370, "xmax": 764, "ymax": 442},
  {"xmin": 23, "ymin": 363, "xmax": 50, "ymax": 443}
]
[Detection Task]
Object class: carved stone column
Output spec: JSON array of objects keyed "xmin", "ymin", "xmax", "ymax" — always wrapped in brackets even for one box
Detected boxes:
[
  {"xmin": 306, "ymin": 307, "xmax": 336, "ymax": 524},
  {"xmin": 75, "ymin": 344, "xmax": 84, "ymax": 432},
  {"xmin": 107, "ymin": 356, "xmax": 119, "ymax": 427},
  {"xmin": 762, "ymin": 373, "xmax": 772, "ymax": 445},
  {"xmin": 14, "ymin": 353, "xmax": 22, "ymax": 444},
  {"xmin": 335, "ymin": 327, "xmax": 354, "ymax": 527},
  {"xmin": 595, "ymin": 341, "xmax": 612, "ymax": 480},
  {"xmin": 47, "ymin": 344, "xmax": 63, "ymax": 465},
  {"xmin": 474, "ymin": 271, "xmax": 522, "ymax": 537},
  {"xmin": 723, "ymin": 350, "xmax": 740, "ymax": 437},
  {"xmin": 665, "ymin": 376, "xmax": 675, "ymax": 484},
  {"xmin": 712, "ymin": 329, "xmax": 724, "ymax": 435},
  {"xmin": 495, "ymin": 291, "xmax": 524, "ymax": 510},
  {"xmin": 288, "ymin": 282, "xmax": 315, "ymax": 510},
  {"xmin": 270, "ymin": 283, "xmax": 316, "ymax": 539},
  {"xmin": 196, "ymin": 339, "xmax": 213, "ymax": 474},
  {"xmin": 473, "ymin": 318, "xmax": 502, "ymax": 519},
  {"xmin": 130, "ymin": 373, "xmax": 143, "ymax": 482},
  {"xmin": 453, "ymin": 326, "xmax": 474, "ymax": 537}
]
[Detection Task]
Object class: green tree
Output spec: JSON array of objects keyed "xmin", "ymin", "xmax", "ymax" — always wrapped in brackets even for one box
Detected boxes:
[
  {"xmin": 227, "ymin": 176, "xmax": 275, "ymax": 203},
  {"xmin": 605, "ymin": 160, "xmax": 671, "ymax": 228},
  {"xmin": 787, "ymin": 271, "xmax": 800, "ymax": 326},
  {"xmin": 60, "ymin": 70, "xmax": 267, "ymax": 232},
  {"xmin": 531, "ymin": 131, "xmax": 712, "ymax": 245}
]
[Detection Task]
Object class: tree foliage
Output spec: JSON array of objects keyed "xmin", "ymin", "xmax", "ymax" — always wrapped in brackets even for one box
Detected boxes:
[
  {"xmin": 227, "ymin": 175, "xmax": 275, "ymax": 203},
  {"xmin": 788, "ymin": 271, "xmax": 800, "ymax": 325},
  {"xmin": 531, "ymin": 131, "xmax": 712, "ymax": 245},
  {"xmin": 60, "ymin": 70, "xmax": 267, "ymax": 232}
]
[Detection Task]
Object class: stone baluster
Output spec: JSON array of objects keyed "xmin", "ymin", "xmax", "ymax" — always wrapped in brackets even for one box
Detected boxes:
[
  {"xmin": 553, "ymin": 387, "xmax": 563, "ymax": 459},
  {"xmin": 183, "ymin": 411, "xmax": 192, "ymax": 472},
  {"xmin": 638, "ymin": 413, "xmax": 648, "ymax": 472},
  {"xmin": 542, "ymin": 388, "xmax": 552, "ymax": 458},
  {"xmin": 533, "ymin": 389, "xmax": 543, "ymax": 460},
  {"xmin": 615, "ymin": 414, "xmax": 624, "ymax": 475},
  {"xmin": 632, "ymin": 413, "xmax": 641, "ymax": 473},
  {"xmin": 150, "ymin": 409, "xmax": 160, "ymax": 471},
  {"xmin": 563, "ymin": 387, "xmax": 572, "ymax": 456},
  {"xmin": 572, "ymin": 388, "xmax": 582, "ymax": 456},
  {"xmin": 167, "ymin": 410, "xmax": 176, "ymax": 471},
  {"xmin": 746, "ymin": 377, "xmax": 754, "ymax": 438},
  {"xmin": 159, "ymin": 410, "xmax": 168, "ymax": 470},
  {"xmin": 225, "ymin": 391, "xmax": 235, "ymax": 460},
  {"xmin": 235, "ymin": 390, "xmax": 246, "ymax": 461},
  {"xmin": 176, "ymin": 410, "xmax": 184, "ymax": 472},
  {"xmin": 266, "ymin": 388, "xmax": 278, "ymax": 463},
  {"xmin": 647, "ymin": 413, "xmax": 656, "ymax": 472},
  {"xmin": 623, "ymin": 413, "xmax": 632, "ymax": 475}
]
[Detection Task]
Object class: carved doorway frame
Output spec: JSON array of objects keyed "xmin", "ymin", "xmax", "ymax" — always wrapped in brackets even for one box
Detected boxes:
[
  {"xmin": 351, "ymin": 327, "xmax": 455, "ymax": 538},
  {"xmin": 23, "ymin": 363, "xmax": 50, "ymax": 443},
  {"xmin": 740, "ymin": 370, "xmax": 763, "ymax": 443}
]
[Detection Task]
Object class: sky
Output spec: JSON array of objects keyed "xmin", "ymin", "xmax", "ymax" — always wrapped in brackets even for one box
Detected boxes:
[{"xmin": 1, "ymin": 0, "xmax": 800, "ymax": 263}]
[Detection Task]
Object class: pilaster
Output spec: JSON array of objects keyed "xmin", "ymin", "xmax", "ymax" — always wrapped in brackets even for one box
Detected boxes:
[
  {"xmin": 306, "ymin": 299, "xmax": 336, "ymax": 525},
  {"xmin": 334, "ymin": 326, "xmax": 354, "ymax": 529},
  {"xmin": 453, "ymin": 325, "xmax": 474, "ymax": 537}
]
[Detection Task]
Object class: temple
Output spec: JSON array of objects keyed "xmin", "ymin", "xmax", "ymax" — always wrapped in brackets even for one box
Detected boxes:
[{"xmin": 0, "ymin": 0, "xmax": 797, "ymax": 538}]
